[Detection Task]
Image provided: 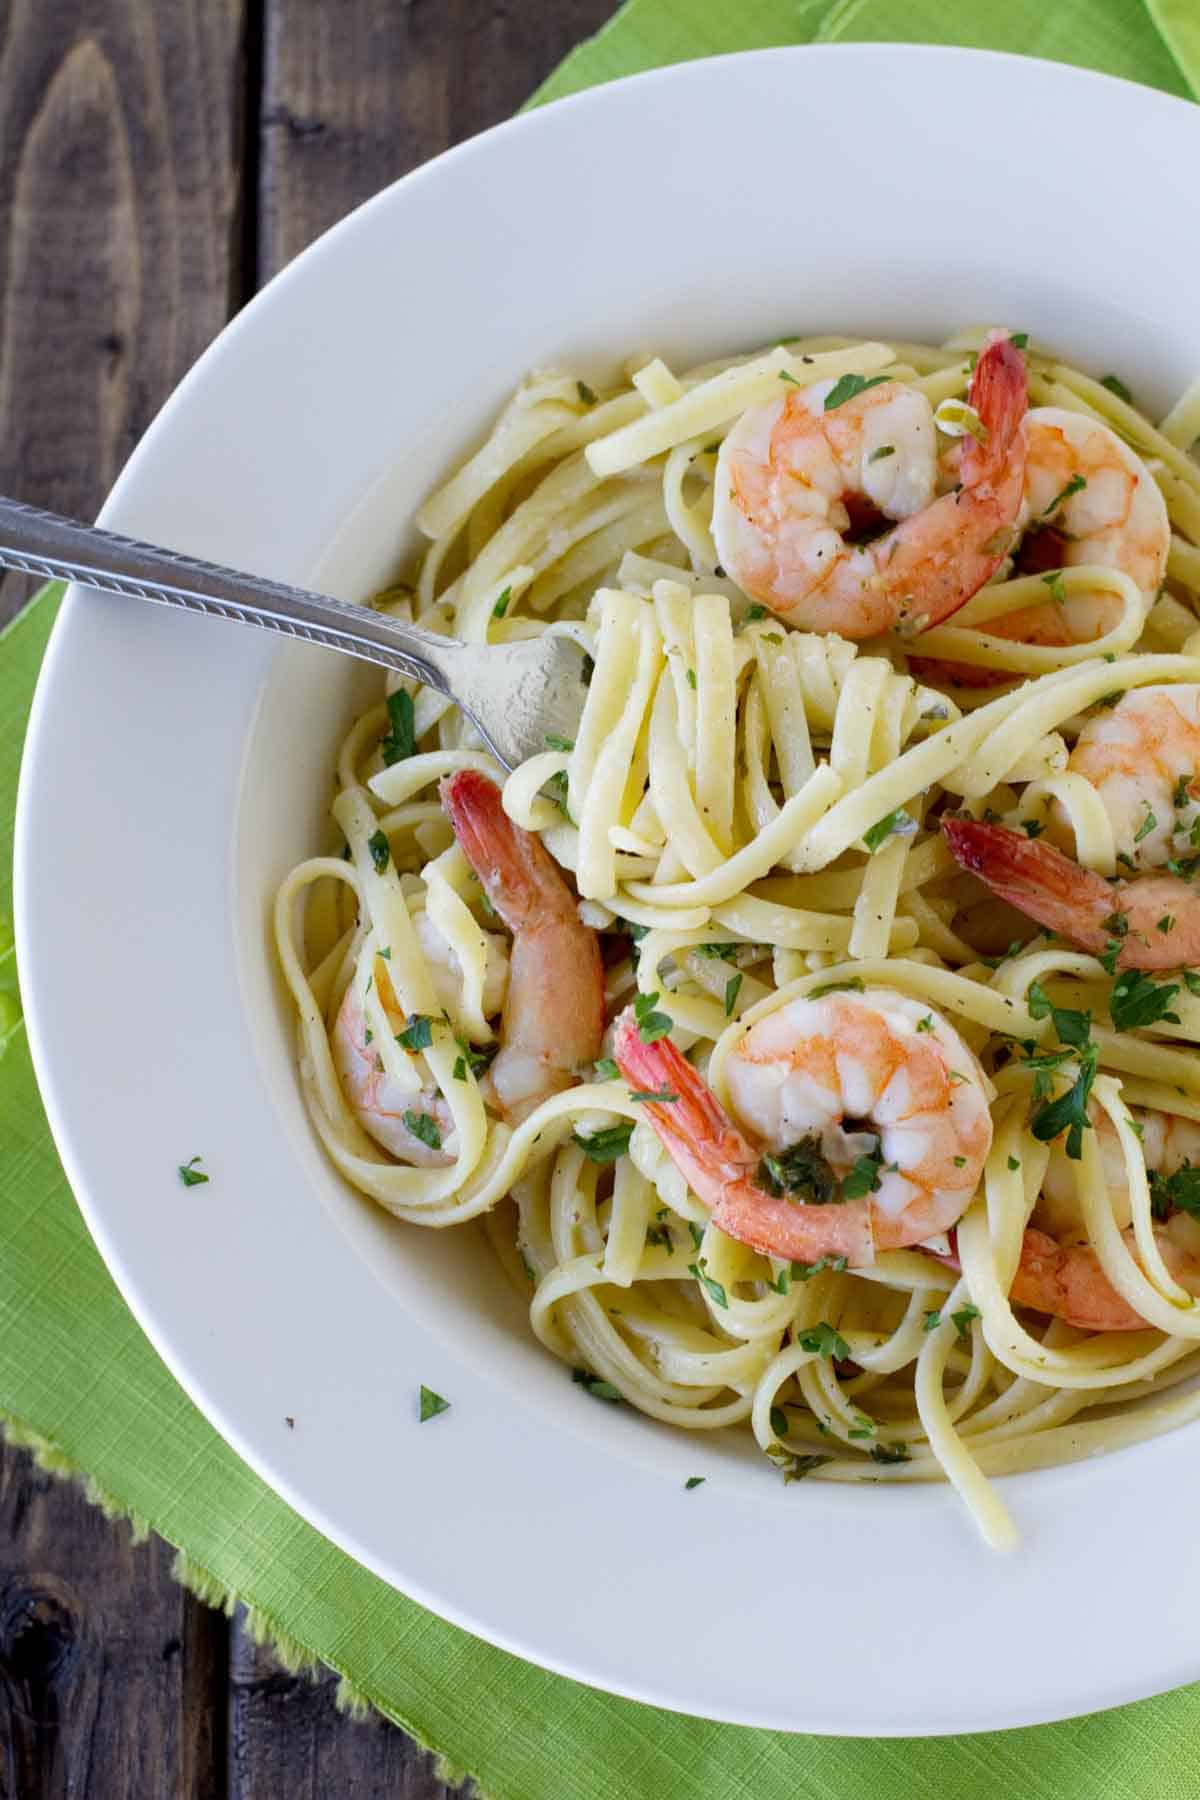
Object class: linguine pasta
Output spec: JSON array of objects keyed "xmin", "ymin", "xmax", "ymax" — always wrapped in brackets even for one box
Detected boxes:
[{"xmin": 275, "ymin": 329, "xmax": 1200, "ymax": 1549}]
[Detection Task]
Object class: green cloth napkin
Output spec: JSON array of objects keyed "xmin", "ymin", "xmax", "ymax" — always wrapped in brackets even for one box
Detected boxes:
[{"xmin": 3, "ymin": 7, "xmax": 1198, "ymax": 1796}]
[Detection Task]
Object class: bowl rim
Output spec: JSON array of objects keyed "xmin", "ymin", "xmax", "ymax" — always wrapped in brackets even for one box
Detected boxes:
[{"xmin": 16, "ymin": 41, "xmax": 1200, "ymax": 1736}]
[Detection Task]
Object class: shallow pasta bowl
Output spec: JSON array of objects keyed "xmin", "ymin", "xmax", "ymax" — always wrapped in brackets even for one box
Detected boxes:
[{"xmin": 15, "ymin": 46, "xmax": 1200, "ymax": 1734}]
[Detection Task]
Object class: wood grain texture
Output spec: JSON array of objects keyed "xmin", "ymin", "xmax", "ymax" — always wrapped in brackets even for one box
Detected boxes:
[
  {"xmin": 2, "ymin": 1, "xmax": 624, "ymax": 1792},
  {"xmin": 229, "ymin": 1620, "xmax": 465, "ymax": 1800},
  {"xmin": 0, "ymin": 0, "xmax": 248, "ymax": 626},
  {"xmin": 261, "ymin": 0, "xmax": 620, "ymax": 269},
  {"xmin": 0, "ymin": 1447, "xmax": 227, "ymax": 1799},
  {"xmin": 0, "ymin": 0, "xmax": 244, "ymax": 1792}
]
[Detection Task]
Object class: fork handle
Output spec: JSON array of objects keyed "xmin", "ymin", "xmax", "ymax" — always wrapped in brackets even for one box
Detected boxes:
[{"xmin": 0, "ymin": 494, "xmax": 453, "ymax": 691}]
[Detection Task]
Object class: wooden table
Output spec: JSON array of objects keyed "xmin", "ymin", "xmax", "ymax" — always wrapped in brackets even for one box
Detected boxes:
[{"xmin": 0, "ymin": 4, "xmax": 617, "ymax": 1791}]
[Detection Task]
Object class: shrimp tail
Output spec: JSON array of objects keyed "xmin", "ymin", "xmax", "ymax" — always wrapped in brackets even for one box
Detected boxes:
[
  {"xmin": 1009, "ymin": 1228, "xmax": 1148, "ymax": 1332},
  {"xmin": 440, "ymin": 768, "xmax": 558, "ymax": 933},
  {"xmin": 612, "ymin": 1011, "xmax": 875, "ymax": 1265},
  {"xmin": 962, "ymin": 336, "xmax": 1027, "ymax": 490},
  {"xmin": 942, "ymin": 817, "xmax": 1200, "ymax": 970},
  {"xmin": 941, "ymin": 818, "xmax": 1113, "ymax": 952}
]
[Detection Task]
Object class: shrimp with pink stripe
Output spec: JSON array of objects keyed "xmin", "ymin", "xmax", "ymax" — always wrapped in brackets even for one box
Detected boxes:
[{"xmin": 613, "ymin": 987, "xmax": 992, "ymax": 1266}]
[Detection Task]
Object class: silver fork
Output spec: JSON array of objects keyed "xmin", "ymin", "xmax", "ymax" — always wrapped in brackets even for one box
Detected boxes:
[{"xmin": 0, "ymin": 495, "xmax": 591, "ymax": 771}]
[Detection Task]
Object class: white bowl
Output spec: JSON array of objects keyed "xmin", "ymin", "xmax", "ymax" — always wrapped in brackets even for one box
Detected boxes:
[{"xmin": 17, "ymin": 46, "xmax": 1200, "ymax": 1734}]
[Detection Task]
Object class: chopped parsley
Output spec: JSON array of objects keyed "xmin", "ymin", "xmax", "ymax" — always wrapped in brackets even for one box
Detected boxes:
[
  {"xmin": 576, "ymin": 379, "xmax": 597, "ymax": 405},
  {"xmin": 1109, "ymin": 969, "xmax": 1181, "ymax": 1033},
  {"xmin": 1174, "ymin": 771, "xmax": 1195, "ymax": 810},
  {"xmin": 791, "ymin": 1254, "xmax": 848, "ymax": 1281},
  {"xmin": 766, "ymin": 1446, "xmax": 833, "ymax": 1483},
  {"xmin": 1025, "ymin": 978, "xmax": 1092, "ymax": 1049},
  {"xmin": 1008, "ymin": 1155, "xmax": 1021, "ymax": 1172},
  {"xmin": 868, "ymin": 444, "xmax": 895, "ymax": 463},
  {"xmin": 380, "ymin": 688, "xmax": 416, "ymax": 765},
  {"xmin": 869, "ymin": 1442, "xmax": 911, "ymax": 1465},
  {"xmin": 797, "ymin": 1321, "xmax": 851, "ymax": 1360},
  {"xmin": 923, "ymin": 1309, "xmax": 942, "ymax": 1332},
  {"xmin": 757, "ymin": 1134, "xmax": 839, "ymax": 1205},
  {"xmin": 177, "ymin": 1155, "xmax": 209, "ymax": 1189},
  {"xmin": 1158, "ymin": 916, "xmax": 1176, "ymax": 935},
  {"xmin": 419, "ymin": 1385, "xmax": 450, "ymax": 1422},
  {"xmin": 810, "ymin": 977, "xmax": 865, "ymax": 998},
  {"xmin": 686, "ymin": 667, "xmax": 697, "ymax": 690},
  {"xmin": 743, "ymin": 604, "xmax": 768, "ymax": 623},
  {"xmin": 1134, "ymin": 806, "xmax": 1158, "ymax": 844},
  {"xmin": 397, "ymin": 1014, "xmax": 434, "ymax": 1052},
  {"xmin": 694, "ymin": 941, "xmax": 740, "ymax": 961},
  {"xmin": 689, "ymin": 1261, "xmax": 729, "ymax": 1308},
  {"xmin": 848, "ymin": 1417, "xmax": 876, "ymax": 1440},
  {"xmin": 824, "ymin": 373, "xmax": 889, "ymax": 412},
  {"xmin": 684, "ymin": 1475, "xmax": 706, "ymax": 1490},
  {"xmin": 572, "ymin": 1122, "xmax": 634, "ymax": 1165},
  {"xmin": 842, "ymin": 1143, "xmax": 884, "ymax": 1200},
  {"xmin": 634, "ymin": 989, "xmax": 674, "ymax": 1043},
  {"xmin": 545, "ymin": 733, "xmax": 574, "ymax": 753},
  {"xmin": 1009, "ymin": 332, "xmax": 1029, "ymax": 349},
  {"xmin": 405, "ymin": 1111, "xmax": 443, "ymax": 1151},
  {"xmin": 1042, "ymin": 570, "xmax": 1067, "ymax": 605},
  {"xmin": 492, "ymin": 585, "xmax": 512, "ymax": 619},
  {"xmin": 916, "ymin": 1015, "xmax": 934, "ymax": 1033},
  {"xmin": 1042, "ymin": 473, "xmax": 1087, "ymax": 516},
  {"xmin": 572, "ymin": 1367, "xmax": 622, "ymax": 1403},
  {"xmin": 367, "ymin": 829, "xmax": 391, "ymax": 872},
  {"xmin": 629, "ymin": 1087, "xmax": 678, "ymax": 1104},
  {"xmin": 863, "ymin": 808, "xmax": 916, "ymax": 853},
  {"xmin": 593, "ymin": 1057, "xmax": 619, "ymax": 1082},
  {"xmin": 951, "ymin": 1303, "xmax": 981, "ymax": 1340},
  {"xmin": 724, "ymin": 972, "xmax": 743, "ymax": 1016},
  {"xmin": 1029, "ymin": 1047, "xmax": 1098, "ymax": 1160},
  {"xmin": 645, "ymin": 1224, "xmax": 673, "ymax": 1250},
  {"xmin": 1100, "ymin": 373, "xmax": 1134, "ymax": 405},
  {"xmin": 765, "ymin": 1265, "xmax": 791, "ymax": 1295},
  {"xmin": 778, "ymin": 369, "xmax": 802, "ymax": 386},
  {"xmin": 770, "ymin": 1404, "xmax": 790, "ymax": 1439},
  {"xmin": 1149, "ymin": 1163, "xmax": 1200, "ymax": 1222}
]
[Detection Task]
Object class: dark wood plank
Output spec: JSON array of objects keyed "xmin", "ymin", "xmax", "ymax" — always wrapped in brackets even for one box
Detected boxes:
[
  {"xmin": 0, "ymin": 1445, "xmax": 228, "ymax": 1799},
  {"xmin": 0, "ymin": 0, "xmax": 247, "ymax": 1793},
  {"xmin": 260, "ymin": 0, "xmax": 621, "ymax": 270},
  {"xmin": 228, "ymin": 4, "xmax": 620, "ymax": 1793},
  {"xmin": 0, "ymin": 0, "xmax": 249, "ymax": 626},
  {"xmin": 229, "ymin": 1623, "xmax": 465, "ymax": 1799}
]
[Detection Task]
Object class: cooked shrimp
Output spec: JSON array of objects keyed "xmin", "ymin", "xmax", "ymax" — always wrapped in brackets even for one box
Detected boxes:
[
  {"xmin": 1068, "ymin": 686, "xmax": 1200, "ymax": 870},
  {"xmin": 1039, "ymin": 1106, "xmax": 1200, "ymax": 1240},
  {"xmin": 1006, "ymin": 1223, "xmax": 1200, "ymax": 1333},
  {"xmin": 332, "ymin": 966, "xmax": 457, "ymax": 1167},
  {"xmin": 441, "ymin": 768, "xmax": 605, "ymax": 1120},
  {"xmin": 711, "ymin": 335, "xmax": 1027, "ymax": 638},
  {"xmin": 938, "ymin": 409, "xmax": 1170, "ymax": 676},
  {"xmin": 613, "ymin": 988, "xmax": 992, "ymax": 1266},
  {"xmin": 942, "ymin": 817, "xmax": 1200, "ymax": 970}
]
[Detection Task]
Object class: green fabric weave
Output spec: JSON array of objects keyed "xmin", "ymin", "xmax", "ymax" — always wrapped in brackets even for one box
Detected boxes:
[{"xmin": 2, "ymin": 6, "xmax": 1197, "ymax": 1794}]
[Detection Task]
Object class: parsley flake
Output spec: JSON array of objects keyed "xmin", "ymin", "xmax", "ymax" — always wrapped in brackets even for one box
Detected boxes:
[
  {"xmin": 1042, "ymin": 570, "xmax": 1067, "ymax": 605},
  {"xmin": 405, "ymin": 1111, "xmax": 443, "ymax": 1151},
  {"xmin": 177, "ymin": 1155, "xmax": 209, "ymax": 1189},
  {"xmin": 419, "ymin": 1385, "xmax": 450, "ymax": 1422},
  {"xmin": 576, "ymin": 380, "xmax": 597, "ymax": 405},
  {"xmin": 634, "ymin": 989, "xmax": 674, "ymax": 1043},
  {"xmin": 824, "ymin": 373, "xmax": 889, "ymax": 412},
  {"xmin": 689, "ymin": 1261, "xmax": 729, "ymax": 1308},
  {"xmin": 380, "ymin": 688, "xmax": 416, "ymax": 765},
  {"xmin": 863, "ymin": 808, "xmax": 916, "ymax": 853},
  {"xmin": 572, "ymin": 1122, "xmax": 634, "ymax": 1165},
  {"xmin": 572, "ymin": 1367, "xmax": 622, "ymax": 1403},
  {"xmin": 684, "ymin": 1475, "xmax": 706, "ymax": 1490},
  {"xmin": 758, "ymin": 1135, "xmax": 840, "ymax": 1205},
  {"xmin": 492, "ymin": 586, "xmax": 512, "ymax": 619},
  {"xmin": 367, "ymin": 830, "xmax": 391, "ymax": 873},
  {"xmin": 397, "ymin": 1016, "xmax": 434, "ymax": 1053},
  {"xmin": 1109, "ymin": 969, "xmax": 1181, "ymax": 1033},
  {"xmin": 1100, "ymin": 373, "xmax": 1134, "ymax": 404},
  {"xmin": 724, "ymin": 972, "xmax": 743, "ymax": 1016},
  {"xmin": 797, "ymin": 1321, "xmax": 851, "ymax": 1360},
  {"xmin": 868, "ymin": 444, "xmax": 895, "ymax": 463},
  {"xmin": 1042, "ymin": 473, "xmax": 1087, "ymax": 516}
]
